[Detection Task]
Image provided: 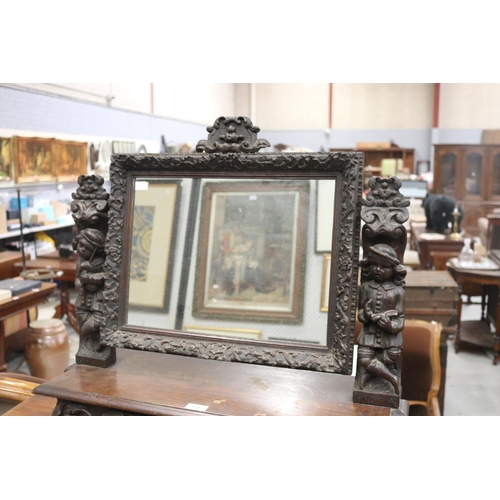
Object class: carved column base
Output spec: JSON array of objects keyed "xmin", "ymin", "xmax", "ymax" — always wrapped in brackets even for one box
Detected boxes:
[
  {"xmin": 352, "ymin": 367, "xmax": 401, "ymax": 408},
  {"xmin": 75, "ymin": 345, "xmax": 116, "ymax": 368}
]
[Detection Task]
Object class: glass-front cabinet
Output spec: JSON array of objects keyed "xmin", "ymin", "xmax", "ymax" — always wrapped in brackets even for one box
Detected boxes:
[
  {"xmin": 438, "ymin": 150, "xmax": 458, "ymax": 197},
  {"xmin": 434, "ymin": 145, "xmax": 500, "ymax": 235},
  {"xmin": 488, "ymin": 148, "xmax": 500, "ymax": 201}
]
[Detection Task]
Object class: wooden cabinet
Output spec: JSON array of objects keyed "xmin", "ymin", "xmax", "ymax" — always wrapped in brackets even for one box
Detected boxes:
[
  {"xmin": 330, "ymin": 147, "xmax": 415, "ymax": 173},
  {"xmin": 434, "ymin": 145, "xmax": 500, "ymax": 235}
]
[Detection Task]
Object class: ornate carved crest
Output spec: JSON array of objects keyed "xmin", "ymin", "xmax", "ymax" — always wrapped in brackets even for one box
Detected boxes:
[
  {"xmin": 361, "ymin": 176, "xmax": 410, "ymax": 263},
  {"xmin": 196, "ymin": 116, "xmax": 270, "ymax": 153}
]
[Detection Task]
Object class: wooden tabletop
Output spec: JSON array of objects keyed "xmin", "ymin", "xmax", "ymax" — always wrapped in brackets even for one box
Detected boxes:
[
  {"xmin": 32, "ymin": 348, "xmax": 408, "ymax": 416},
  {"xmin": 446, "ymin": 261, "xmax": 500, "ymax": 286},
  {"xmin": 0, "ymin": 282, "xmax": 57, "ymax": 320},
  {"xmin": 0, "ymin": 282, "xmax": 58, "ymax": 371},
  {"xmin": 14, "ymin": 257, "xmax": 76, "ymax": 281}
]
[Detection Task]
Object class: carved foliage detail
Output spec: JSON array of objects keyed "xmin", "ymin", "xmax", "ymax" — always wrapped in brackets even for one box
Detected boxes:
[{"xmin": 196, "ymin": 116, "xmax": 270, "ymax": 153}]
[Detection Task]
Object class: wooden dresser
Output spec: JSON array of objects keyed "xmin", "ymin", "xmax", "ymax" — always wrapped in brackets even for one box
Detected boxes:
[{"xmin": 25, "ymin": 349, "xmax": 409, "ymax": 416}]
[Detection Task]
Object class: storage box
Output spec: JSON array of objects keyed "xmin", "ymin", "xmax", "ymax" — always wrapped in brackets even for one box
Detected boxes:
[
  {"xmin": 10, "ymin": 197, "xmax": 28, "ymax": 210},
  {"xmin": 405, "ymin": 270, "xmax": 459, "ymax": 337},
  {"xmin": 30, "ymin": 213, "xmax": 47, "ymax": 225}
]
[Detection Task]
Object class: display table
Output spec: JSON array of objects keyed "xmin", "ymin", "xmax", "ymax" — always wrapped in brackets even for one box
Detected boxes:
[
  {"xmin": 410, "ymin": 222, "xmax": 465, "ymax": 270},
  {"xmin": 446, "ymin": 260, "xmax": 500, "ymax": 365},
  {"xmin": 26, "ymin": 348, "xmax": 409, "ymax": 416},
  {"xmin": 0, "ymin": 282, "xmax": 58, "ymax": 371},
  {"xmin": 14, "ymin": 255, "xmax": 77, "ymax": 332}
]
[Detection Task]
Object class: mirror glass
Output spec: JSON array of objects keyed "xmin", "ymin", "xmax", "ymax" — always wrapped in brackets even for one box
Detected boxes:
[{"xmin": 126, "ymin": 177, "xmax": 336, "ymax": 347}]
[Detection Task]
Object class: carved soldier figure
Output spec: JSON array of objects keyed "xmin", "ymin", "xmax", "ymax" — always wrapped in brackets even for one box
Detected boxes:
[
  {"xmin": 72, "ymin": 228, "xmax": 106, "ymax": 350},
  {"xmin": 357, "ymin": 243, "xmax": 406, "ymax": 395}
]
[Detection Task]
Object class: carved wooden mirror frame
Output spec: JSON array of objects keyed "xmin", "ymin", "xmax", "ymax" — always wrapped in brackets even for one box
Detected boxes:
[{"xmin": 72, "ymin": 117, "xmax": 364, "ymax": 375}]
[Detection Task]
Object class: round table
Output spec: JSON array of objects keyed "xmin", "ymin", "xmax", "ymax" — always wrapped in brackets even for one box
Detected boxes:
[{"xmin": 446, "ymin": 260, "xmax": 500, "ymax": 365}]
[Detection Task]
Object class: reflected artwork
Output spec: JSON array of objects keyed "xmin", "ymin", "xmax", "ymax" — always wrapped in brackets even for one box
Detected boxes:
[
  {"xmin": 194, "ymin": 181, "xmax": 309, "ymax": 323},
  {"xmin": 127, "ymin": 180, "xmax": 181, "ymax": 312}
]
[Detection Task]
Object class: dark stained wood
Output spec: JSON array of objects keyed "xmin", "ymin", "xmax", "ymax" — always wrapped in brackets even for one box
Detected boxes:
[{"xmin": 33, "ymin": 348, "xmax": 408, "ymax": 416}]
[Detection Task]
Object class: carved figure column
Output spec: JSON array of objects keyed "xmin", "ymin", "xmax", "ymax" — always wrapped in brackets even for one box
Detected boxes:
[
  {"xmin": 353, "ymin": 176, "xmax": 409, "ymax": 408},
  {"xmin": 71, "ymin": 174, "xmax": 116, "ymax": 367}
]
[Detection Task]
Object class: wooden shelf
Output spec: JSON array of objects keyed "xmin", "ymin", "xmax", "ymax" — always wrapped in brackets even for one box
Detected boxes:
[{"xmin": 0, "ymin": 220, "xmax": 75, "ymax": 241}]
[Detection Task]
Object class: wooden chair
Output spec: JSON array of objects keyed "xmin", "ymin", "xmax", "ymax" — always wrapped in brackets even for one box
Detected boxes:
[
  {"xmin": 400, "ymin": 320, "xmax": 442, "ymax": 416},
  {"xmin": 354, "ymin": 319, "xmax": 442, "ymax": 416}
]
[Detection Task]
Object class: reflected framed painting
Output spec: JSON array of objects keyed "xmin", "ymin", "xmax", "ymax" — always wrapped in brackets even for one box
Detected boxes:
[
  {"xmin": 14, "ymin": 136, "xmax": 56, "ymax": 183},
  {"xmin": 128, "ymin": 179, "xmax": 181, "ymax": 312},
  {"xmin": 192, "ymin": 180, "xmax": 309, "ymax": 323}
]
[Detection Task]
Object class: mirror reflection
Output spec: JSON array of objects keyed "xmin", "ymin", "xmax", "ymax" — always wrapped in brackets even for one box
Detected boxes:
[{"xmin": 127, "ymin": 177, "xmax": 336, "ymax": 347}]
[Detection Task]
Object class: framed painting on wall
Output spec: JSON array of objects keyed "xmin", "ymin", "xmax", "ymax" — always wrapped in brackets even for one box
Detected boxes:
[
  {"xmin": 14, "ymin": 136, "xmax": 56, "ymax": 183},
  {"xmin": 192, "ymin": 180, "xmax": 310, "ymax": 323},
  {"xmin": 0, "ymin": 138, "xmax": 14, "ymax": 182},
  {"xmin": 55, "ymin": 140, "xmax": 89, "ymax": 181},
  {"xmin": 127, "ymin": 179, "xmax": 182, "ymax": 313}
]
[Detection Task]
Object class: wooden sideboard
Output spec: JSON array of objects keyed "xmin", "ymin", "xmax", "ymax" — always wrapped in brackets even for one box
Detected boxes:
[
  {"xmin": 433, "ymin": 144, "xmax": 500, "ymax": 235},
  {"xmin": 27, "ymin": 348, "xmax": 409, "ymax": 416}
]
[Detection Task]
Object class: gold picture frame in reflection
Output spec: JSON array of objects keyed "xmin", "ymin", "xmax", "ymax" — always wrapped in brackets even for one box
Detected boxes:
[
  {"xmin": 128, "ymin": 180, "xmax": 181, "ymax": 312},
  {"xmin": 192, "ymin": 181, "xmax": 309, "ymax": 324},
  {"xmin": 320, "ymin": 253, "xmax": 331, "ymax": 312},
  {"xmin": 184, "ymin": 325, "xmax": 262, "ymax": 340}
]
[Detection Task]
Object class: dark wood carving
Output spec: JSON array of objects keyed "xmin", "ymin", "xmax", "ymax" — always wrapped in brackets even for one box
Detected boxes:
[
  {"xmin": 353, "ymin": 176, "xmax": 409, "ymax": 408},
  {"xmin": 71, "ymin": 174, "xmax": 116, "ymax": 367},
  {"xmin": 100, "ymin": 117, "xmax": 363, "ymax": 375},
  {"xmin": 196, "ymin": 116, "xmax": 270, "ymax": 153}
]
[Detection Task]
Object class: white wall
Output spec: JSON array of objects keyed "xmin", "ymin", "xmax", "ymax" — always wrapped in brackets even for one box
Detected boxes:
[
  {"xmin": 439, "ymin": 83, "xmax": 500, "ymax": 129},
  {"xmin": 154, "ymin": 83, "xmax": 235, "ymax": 125},
  {"xmin": 333, "ymin": 83, "xmax": 434, "ymax": 130},
  {"xmin": 5, "ymin": 83, "xmax": 236, "ymax": 126},
  {"xmin": 253, "ymin": 83, "xmax": 330, "ymax": 130}
]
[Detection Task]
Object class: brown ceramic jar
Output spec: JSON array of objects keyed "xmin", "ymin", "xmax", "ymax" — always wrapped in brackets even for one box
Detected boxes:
[{"xmin": 24, "ymin": 319, "xmax": 70, "ymax": 379}]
